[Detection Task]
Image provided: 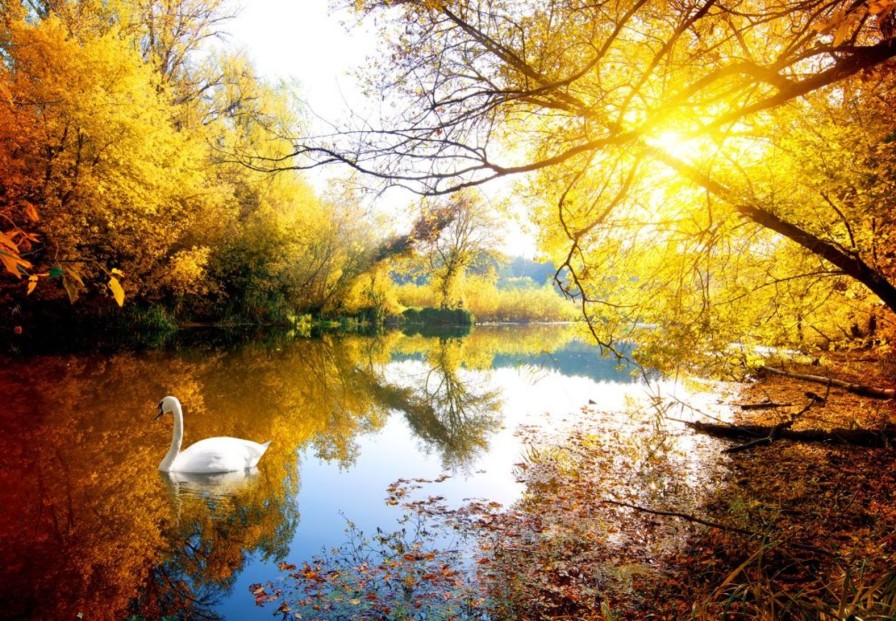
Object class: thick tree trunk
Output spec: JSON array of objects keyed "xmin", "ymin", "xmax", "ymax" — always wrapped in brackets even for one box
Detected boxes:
[
  {"xmin": 736, "ymin": 206, "xmax": 896, "ymax": 316},
  {"xmin": 651, "ymin": 149, "xmax": 896, "ymax": 317}
]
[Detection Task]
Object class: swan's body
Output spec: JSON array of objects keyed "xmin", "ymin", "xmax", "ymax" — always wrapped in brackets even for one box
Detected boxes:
[{"xmin": 154, "ymin": 396, "xmax": 270, "ymax": 474}]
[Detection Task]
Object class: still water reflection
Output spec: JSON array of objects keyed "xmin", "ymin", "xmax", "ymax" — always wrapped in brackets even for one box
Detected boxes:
[{"xmin": 0, "ymin": 324, "xmax": 701, "ymax": 620}]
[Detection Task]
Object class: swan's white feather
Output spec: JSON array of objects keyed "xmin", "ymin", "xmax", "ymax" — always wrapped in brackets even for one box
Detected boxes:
[
  {"xmin": 155, "ymin": 396, "xmax": 271, "ymax": 474},
  {"xmin": 173, "ymin": 437, "xmax": 271, "ymax": 474}
]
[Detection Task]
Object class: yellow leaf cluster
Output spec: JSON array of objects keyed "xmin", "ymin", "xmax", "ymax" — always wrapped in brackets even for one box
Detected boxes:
[{"xmin": 1, "ymin": 1, "xmax": 387, "ymax": 322}]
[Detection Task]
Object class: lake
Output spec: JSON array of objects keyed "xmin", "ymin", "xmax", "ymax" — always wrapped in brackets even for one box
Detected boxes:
[{"xmin": 0, "ymin": 324, "xmax": 728, "ymax": 620}]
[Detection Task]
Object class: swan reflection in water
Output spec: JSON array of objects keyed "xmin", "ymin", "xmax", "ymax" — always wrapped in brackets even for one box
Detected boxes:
[{"xmin": 162, "ymin": 468, "xmax": 261, "ymax": 504}]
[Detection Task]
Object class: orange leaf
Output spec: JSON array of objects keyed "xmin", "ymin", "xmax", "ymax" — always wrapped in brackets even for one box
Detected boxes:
[
  {"xmin": 0, "ymin": 249, "xmax": 31, "ymax": 279},
  {"xmin": 0, "ymin": 230, "xmax": 18, "ymax": 252},
  {"xmin": 108, "ymin": 276, "xmax": 125, "ymax": 307},
  {"xmin": 24, "ymin": 203, "xmax": 39, "ymax": 222},
  {"xmin": 832, "ymin": 18, "xmax": 852, "ymax": 46},
  {"xmin": 869, "ymin": 1, "xmax": 893, "ymax": 15}
]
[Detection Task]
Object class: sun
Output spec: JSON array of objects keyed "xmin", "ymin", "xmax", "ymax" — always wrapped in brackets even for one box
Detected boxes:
[{"xmin": 647, "ymin": 130, "xmax": 694, "ymax": 161}]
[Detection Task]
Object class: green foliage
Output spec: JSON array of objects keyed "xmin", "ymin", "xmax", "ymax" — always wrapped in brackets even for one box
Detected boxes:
[
  {"xmin": 402, "ymin": 307, "xmax": 474, "ymax": 328},
  {"xmin": 291, "ymin": 313, "xmax": 312, "ymax": 337},
  {"xmin": 122, "ymin": 305, "xmax": 179, "ymax": 336}
]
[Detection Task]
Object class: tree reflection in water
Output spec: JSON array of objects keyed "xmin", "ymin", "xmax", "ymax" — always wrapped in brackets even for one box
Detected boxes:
[
  {"xmin": 0, "ymin": 325, "xmax": 582, "ymax": 619},
  {"xmin": 128, "ymin": 470, "xmax": 299, "ymax": 620},
  {"xmin": 392, "ymin": 337, "xmax": 503, "ymax": 470}
]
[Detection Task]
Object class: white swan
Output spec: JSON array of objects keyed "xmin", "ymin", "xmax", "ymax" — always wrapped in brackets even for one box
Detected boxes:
[{"xmin": 153, "ymin": 396, "xmax": 271, "ymax": 474}]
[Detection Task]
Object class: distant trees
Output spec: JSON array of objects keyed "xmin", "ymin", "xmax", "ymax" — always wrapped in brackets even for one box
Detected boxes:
[
  {"xmin": 414, "ymin": 192, "xmax": 498, "ymax": 309},
  {"xmin": 367, "ymin": 190, "xmax": 575, "ymax": 321}
]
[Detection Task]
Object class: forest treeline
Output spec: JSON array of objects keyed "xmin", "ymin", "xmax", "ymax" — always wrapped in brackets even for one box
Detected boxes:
[{"xmin": 0, "ymin": 0, "xmax": 574, "ymax": 340}]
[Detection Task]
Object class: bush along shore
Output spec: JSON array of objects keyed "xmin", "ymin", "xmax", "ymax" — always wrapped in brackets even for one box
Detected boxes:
[{"xmin": 0, "ymin": 303, "xmax": 488, "ymax": 354}]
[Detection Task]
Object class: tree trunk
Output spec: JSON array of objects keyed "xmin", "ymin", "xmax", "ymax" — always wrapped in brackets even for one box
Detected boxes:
[
  {"xmin": 687, "ymin": 420, "xmax": 896, "ymax": 448},
  {"xmin": 650, "ymin": 148, "xmax": 896, "ymax": 317},
  {"xmin": 736, "ymin": 206, "xmax": 896, "ymax": 316}
]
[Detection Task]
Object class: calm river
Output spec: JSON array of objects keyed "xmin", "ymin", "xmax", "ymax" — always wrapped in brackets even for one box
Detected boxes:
[{"xmin": 0, "ymin": 324, "xmax": 725, "ymax": 620}]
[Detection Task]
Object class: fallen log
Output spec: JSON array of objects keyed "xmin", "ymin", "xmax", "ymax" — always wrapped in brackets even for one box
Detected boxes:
[
  {"xmin": 687, "ymin": 420, "xmax": 896, "ymax": 448},
  {"xmin": 722, "ymin": 419, "xmax": 793, "ymax": 454},
  {"xmin": 758, "ymin": 366, "xmax": 896, "ymax": 400}
]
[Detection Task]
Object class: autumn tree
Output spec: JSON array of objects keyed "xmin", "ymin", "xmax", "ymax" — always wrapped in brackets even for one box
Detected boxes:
[
  {"xmin": 0, "ymin": 2, "xmax": 228, "ymax": 305},
  {"xmin": 279, "ymin": 0, "xmax": 896, "ymax": 368},
  {"xmin": 207, "ymin": 171, "xmax": 378, "ymax": 321},
  {"xmin": 0, "ymin": 0, "xmax": 388, "ymax": 328},
  {"xmin": 0, "ymin": 6, "xmax": 209, "ymax": 303},
  {"xmin": 413, "ymin": 191, "xmax": 499, "ymax": 309}
]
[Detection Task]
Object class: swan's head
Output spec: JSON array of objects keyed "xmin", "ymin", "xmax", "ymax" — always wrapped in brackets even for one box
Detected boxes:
[{"xmin": 153, "ymin": 396, "xmax": 181, "ymax": 420}]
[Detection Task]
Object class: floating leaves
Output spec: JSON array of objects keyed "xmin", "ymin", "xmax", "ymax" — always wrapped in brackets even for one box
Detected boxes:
[{"xmin": 255, "ymin": 476, "xmax": 488, "ymax": 619}]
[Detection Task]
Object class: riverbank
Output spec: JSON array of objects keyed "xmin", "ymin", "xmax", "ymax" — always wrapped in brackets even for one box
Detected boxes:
[
  {"xmin": 666, "ymin": 352, "xmax": 896, "ymax": 618},
  {"xmin": 480, "ymin": 351, "xmax": 896, "ymax": 618},
  {"xmin": 0, "ymin": 305, "xmax": 470, "ymax": 355}
]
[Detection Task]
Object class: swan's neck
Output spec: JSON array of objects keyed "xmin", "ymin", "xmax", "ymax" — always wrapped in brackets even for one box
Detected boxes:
[{"xmin": 158, "ymin": 402, "xmax": 184, "ymax": 472}]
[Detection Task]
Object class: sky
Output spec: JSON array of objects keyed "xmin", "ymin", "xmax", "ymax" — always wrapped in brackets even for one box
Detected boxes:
[
  {"xmin": 224, "ymin": 0, "xmax": 537, "ymax": 258},
  {"xmin": 224, "ymin": 0, "xmax": 372, "ymax": 122}
]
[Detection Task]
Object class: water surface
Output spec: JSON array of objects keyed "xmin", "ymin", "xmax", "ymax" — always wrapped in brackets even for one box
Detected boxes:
[{"xmin": 0, "ymin": 324, "xmax": 723, "ymax": 619}]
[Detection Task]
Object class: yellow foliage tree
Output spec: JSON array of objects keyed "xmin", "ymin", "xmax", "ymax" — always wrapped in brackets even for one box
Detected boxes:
[
  {"xmin": 0, "ymin": 6, "xmax": 215, "ymax": 304},
  {"xmin": 294, "ymin": 0, "xmax": 896, "ymax": 370}
]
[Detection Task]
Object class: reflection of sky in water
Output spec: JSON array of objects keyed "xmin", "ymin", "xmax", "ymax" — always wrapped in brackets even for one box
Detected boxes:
[
  {"xmin": 0, "ymin": 329, "xmax": 730, "ymax": 620},
  {"xmin": 223, "ymin": 354, "xmax": 727, "ymax": 619}
]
